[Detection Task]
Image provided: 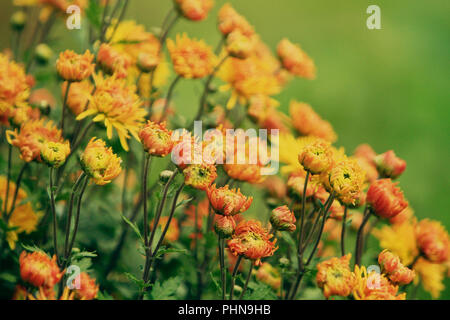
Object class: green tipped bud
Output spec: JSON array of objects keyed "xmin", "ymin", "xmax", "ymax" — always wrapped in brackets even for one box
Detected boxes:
[
  {"xmin": 35, "ymin": 44, "xmax": 53, "ymax": 65},
  {"xmin": 279, "ymin": 257, "xmax": 290, "ymax": 268},
  {"xmin": 159, "ymin": 170, "xmax": 174, "ymax": 183},
  {"xmin": 11, "ymin": 11, "xmax": 26, "ymax": 31}
]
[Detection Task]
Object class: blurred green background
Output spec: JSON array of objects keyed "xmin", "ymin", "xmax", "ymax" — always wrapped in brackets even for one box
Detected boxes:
[{"xmin": 1, "ymin": 0, "xmax": 449, "ymax": 298}]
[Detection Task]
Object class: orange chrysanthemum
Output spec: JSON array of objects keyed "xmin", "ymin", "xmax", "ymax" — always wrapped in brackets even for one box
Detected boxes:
[
  {"xmin": 138, "ymin": 121, "xmax": 174, "ymax": 157},
  {"xmin": 328, "ymin": 157, "xmax": 365, "ymax": 205},
  {"xmin": 316, "ymin": 254, "xmax": 356, "ymax": 299},
  {"xmin": 289, "ymin": 101, "xmax": 337, "ymax": 143},
  {"xmin": 270, "ymin": 205, "xmax": 296, "ymax": 232},
  {"xmin": 207, "ymin": 184, "xmax": 252, "ymax": 216},
  {"xmin": 374, "ymin": 150, "xmax": 407, "ymax": 179},
  {"xmin": 218, "ymin": 3, "xmax": 254, "ymax": 37},
  {"xmin": 183, "ymin": 163, "xmax": 217, "ymax": 190},
  {"xmin": 366, "ymin": 179, "xmax": 408, "ymax": 219},
  {"xmin": 227, "ymin": 219, "xmax": 277, "ymax": 266},
  {"xmin": 6, "ymin": 119, "xmax": 66, "ymax": 163},
  {"xmin": 167, "ymin": 33, "xmax": 216, "ymax": 79},
  {"xmin": 175, "ymin": 0, "xmax": 214, "ymax": 21},
  {"xmin": 214, "ymin": 215, "xmax": 236, "ymax": 238},
  {"xmin": 74, "ymin": 272, "xmax": 99, "ymax": 300},
  {"xmin": 378, "ymin": 250, "xmax": 415, "ymax": 285},
  {"xmin": 415, "ymin": 219, "xmax": 450, "ymax": 263},
  {"xmin": 298, "ymin": 139, "xmax": 333, "ymax": 174},
  {"xmin": 353, "ymin": 265, "xmax": 406, "ymax": 300},
  {"xmin": 76, "ymin": 73, "xmax": 146, "ymax": 151},
  {"xmin": 80, "ymin": 137, "xmax": 122, "ymax": 185},
  {"xmin": 62, "ymin": 80, "xmax": 93, "ymax": 116},
  {"xmin": 19, "ymin": 251, "xmax": 63, "ymax": 289},
  {"xmin": 97, "ymin": 43, "xmax": 131, "ymax": 79},
  {"xmin": 56, "ymin": 49, "xmax": 95, "ymax": 82},
  {"xmin": 277, "ymin": 38, "xmax": 316, "ymax": 79}
]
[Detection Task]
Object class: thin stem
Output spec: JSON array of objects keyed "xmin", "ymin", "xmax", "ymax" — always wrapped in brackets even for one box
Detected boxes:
[
  {"xmin": 60, "ymin": 81, "xmax": 72, "ymax": 135},
  {"xmin": 3, "ymin": 145, "xmax": 12, "ymax": 216},
  {"xmin": 6, "ymin": 162, "xmax": 29, "ymax": 220},
  {"xmin": 229, "ymin": 255, "xmax": 243, "ymax": 300},
  {"xmin": 296, "ymin": 171, "xmax": 310, "ymax": 271},
  {"xmin": 192, "ymin": 55, "xmax": 229, "ymax": 125},
  {"xmin": 49, "ymin": 167, "xmax": 59, "ymax": 263},
  {"xmin": 160, "ymin": 75, "xmax": 181, "ymax": 122},
  {"xmin": 218, "ymin": 236, "xmax": 226, "ymax": 300},
  {"xmin": 159, "ymin": 12, "xmax": 180, "ymax": 47},
  {"xmin": 63, "ymin": 173, "xmax": 86, "ymax": 259},
  {"xmin": 354, "ymin": 206, "xmax": 372, "ymax": 266},
  {"xmin": 66, "ymin": 176, "xmax": 89, "ymax": 266},
  {"xmin": 340, "ymin": 206, "xmax": 348, "ymax": 256},
  {"xmin": 106, "ymin": 0, "xmax": 130, "ymax": 43},
  {"xmin": 239, "ymin": 263, "xmax": 254, "ymax": 300},
  {"xmin": 142, "ymin": 154, "xmax": 152, "ymax": 248},
  {"xmin": 408, "ymin": 254, "xmax": 421, "ymax": 269}
]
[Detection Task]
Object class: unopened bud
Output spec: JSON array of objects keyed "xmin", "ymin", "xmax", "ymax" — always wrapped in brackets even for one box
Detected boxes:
[
  {"xmin": 214, "ymin": 215, "xmax": 236, "ymax": 238},
  {"xmin": 279, "ymin": 257, "xmax": 290, "ymax": 268},
  {"xmin": 35, "ymin": 44, "xmax": 53, "ymax": 65},
  {"xmin": 11, "ymin": 11, "xmax": 26, "ymax": 31},
  {"xmin": 159, "ymin": 170, "xmax": 174, "ymax": 183}
]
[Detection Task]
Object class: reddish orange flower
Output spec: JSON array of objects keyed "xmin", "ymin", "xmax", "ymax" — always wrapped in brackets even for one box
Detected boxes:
[
  {"xmin": 19, "ymin": 251, "xmax": 63, "ymax": 289},
  {"xmin": 353, "ymin": 265, "xmax": 405, "ymax": 300},
  {"xmin": 227, "ymin": 220, "xmax": 277, "ymax": 266},
  {"xmin": 138, "ymin": 121, "xmax": 174, "ymax": 157},
  {"xmin": 183, "ymin": 164, "xmax": 217, "ymax": 190},
  {"xmin": 175, "ymin": 0, "xmax": 214, "ymax": 21},
  {"xmin": 316, "ymin": 254, "xmax": 356, "ymax": 299},
  {"xmin": 366, "ymin": 179, "xmax": 408, "ymax": 219},
  {"xmin": 223, "ymin": 163, "xmax": 265, "ymax": 184},
  {"xmin": 218, "ymin": 3, "xmax": 254, "ymax": 37},
  {"xmin": 374, "ymin": 150, "xmax": 406, "ymax": 179},
  {"xmin": 277, "ymin": 38, "xmax": 316, "ymax": 79},
  {"xmin": 415, "ymin": 219, "xmax": 450, "ymax": 263},
  {"xmin": 74, "ymin": 272, "xmax": 99, "ymax": 300},
  {"xmin": 298, "ymin": 139, "xmax": 333, "ymax": 174},
  {"xmin": 389, "ymin": 206, "xmax": 414, "ymax": 225},
  {"xmin": 378, "ymin": 250, "xmax": 415, "ymax": 285},
  {"xmin": 167, "ymin": 33, "xmax": 216, "ymax": 79},
  {"xmin": 214, "ymin": 215, "xmax": 236, "ymax": 238},
  {"xmin": 289, "ymin": 101, "xmax": 337, "ymax": 142},
  {"xmin": 97, "ymin": 43, "xmax": 131, "ymax": 79},
  {"xmin": 207, "ymin": 184, "xmax": 252, "ymax": 216},
  {"xmin": 270, "ymin": 205, "xmax": 296, "ymax": 232},
  {"xmin": 56, "ymin": 50, "xmax": 95, "ymax": 82},
  {"xmin": 353, "ymin": 144, "xmax": 376, "ymax": 163},
  {"xmin": 6, "ymin": 119, "xmax": 66, "ymax": 163},
  {"xmin": 62, "ymin": 80, "xmax": 93, "ymax": 116}
]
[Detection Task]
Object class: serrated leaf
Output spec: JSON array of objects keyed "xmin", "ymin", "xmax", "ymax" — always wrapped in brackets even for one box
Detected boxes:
[
  {"xmin": 71, "ymin": 250, "xmax": 97, "ymax": 261},
  {"xmin": 121, "ymin": 214, "xmax": 144, "ymax": 244},
  {"xmin": 124, "ymin": 272, "xmax": 151, "ymax": 290},
  {"xmin": 243, "ymin": 282, "xmax": 277, "ymax": 300},
  {"xmin": 150, "ymin": 276, "xmax": 181, "ymax": 300},
  {"xmin": 154, "ymin": 246, "xmax": 188, "ymax": 259},
  {"xmin": 21, "ymin": 243, "xmax": 46, "ymax": 254}
]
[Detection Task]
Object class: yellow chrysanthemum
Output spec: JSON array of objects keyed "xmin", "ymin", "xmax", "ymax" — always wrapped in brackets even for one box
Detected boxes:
[
  {"xmin": 278, "ymin": 133, "xmax": 317, "ymax": 175},
  {"xmin": 76, "ymin": 73, "xmax": 146, "ymax": 151},
  {"xmin": 414, "ymin": 258, "xmax": 446, "ymax": 299},
  {"xmin": 353, "ymin": 265, "xmax": 406, "ymax": 300}
]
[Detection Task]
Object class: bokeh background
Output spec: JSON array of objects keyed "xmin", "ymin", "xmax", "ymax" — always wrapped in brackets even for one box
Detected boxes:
[{"xmin": 1, "ymin": 0, "xmax": 449, "ymax": 298}]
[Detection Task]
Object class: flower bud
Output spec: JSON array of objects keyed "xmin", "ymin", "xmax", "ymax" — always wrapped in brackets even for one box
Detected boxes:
[
  {"xmin": 35, "ymin": 44, "xmax": 53, "ymax": 65},
  {"xmin": 374, "ymin": 150, "xmax": 406, "ymax": 179},
  {"xmin": 270, "ymin": 205, "xmax": 296, "ymax": 232},
  {"xmin": 366, "ymin": 179, "xmax": 408, "ymax": 219},
  {"xmin": 41, "ymin": 141, "xmax": 70, "ymax": 168},
  {"xmin": 138, "ymin": 121, "xmax": 174, "ymax": 157},
  {"xmin": 137, "ymin": 52, "xmax": 159, "ymax": 73},
  {"xmin": 11, "ymin": 11, "xmax": 26, "ymax": 31},
  {"xmin": 159, "ymin": 170, "xmax": 175, "ymax": 183},
  {"xmin": 279, "ymin": 257, "xmax": 290, "ymax": 268},
  {"xmin": 214, "ymin": 215, "xmax": 236, "ymax": 238},
  {"xmin": 415, "ymin": 219, "xmax": 450, "ymax": 263},
  {"xmin": 298, "ymin": 139, "xmax": 333, "ymax": 174}
]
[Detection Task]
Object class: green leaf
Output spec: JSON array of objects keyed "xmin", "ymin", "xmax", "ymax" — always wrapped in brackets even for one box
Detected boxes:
[
  {"xmin": 243, "ymin": 282, "xmax": 277, "ymax": 300},
  {"xmin": 121, "ymin": 214, "xmax": 144, "ymax": 244},
  {"xmin": 154, "ymin": 246, "xmax": 188, "ymax": 259},
  {"xmin": 85, "ymin": 0, "xmax": 102, "ymax": 30},
  {"xmin": 150, "ymin": 277, "xmax": 182, "ymax": 300},
  {"xmin": 97, "ymin": 290, "xmax": 114, "ymax": 300},
  {"xmin": 21, "ymin": 243, "xmax": 46, "ymax": 254},
  {"xmin": 0, "ymin": 272, "xmax": 17, "ymax": 283},
  {"xmin": 176, "ymin": 197, "xmax": 193, "ymax": 209},
  {"xmin": 71, "ymin": 249, "xmax": 98, "ymax": 261},
  {"xmin": 124, "ymin": 272, "xmax": 151, "ymax": 290}
]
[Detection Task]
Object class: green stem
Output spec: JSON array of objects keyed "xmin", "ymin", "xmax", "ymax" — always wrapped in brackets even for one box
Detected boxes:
[
  {"xmin": 3, "ymin": 144, "xmax": 12, "ymax": 216},
  {"xmin": 6, "ymin": 162, "xmax": 29, "ymax": 220},
  {"xmin": 239, "ymin": 263, "xmax": 254, "ymax": 300},
  {"xmin": 160, "ymin": 75, "xmax": 181, "ymax": 122},
  {"xmin": 341, "ymin": 206, "xmax": 348, "ymax": 256},
  {"xmin": 60, "ymin": 81, "xmax": 72, "ymax": 135},
  {"xmin": 354, "ymin": 206, "xmax": 372, "ymax": 266},
  {"xmin": 49, "ymin": 167, "xmax": 59, "ymax": 263},
  {"xmin": 218, "ymin": 235, "xmax": 226, "ymax": 300},
  {"xmin": 229, "ymin": 255, "xmax": 243, "ymax": 300}
]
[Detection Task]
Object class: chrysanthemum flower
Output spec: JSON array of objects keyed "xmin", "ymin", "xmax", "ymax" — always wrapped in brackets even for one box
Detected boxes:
[
  {"xmin": 207, "ymin": 184, "xmax": 252, "ymax": 216},
  {"xmin": 56, "ymin": 49, "xmax": 95, "ymax": 82},
  {"xmin": 0, "ymin": 52, "xmax": 29, "ymax": 110},
  {"xmin": 151, "ymin": 216, "xmax": 180, "ymax": 243},
  {"xmin": 226, "ymin": 30, "xmax": 257, "ymax": 59},
  {"xmin": 289, "ymin": 101, "xmax": 337, "ymax": 142},
  {"xmin": 277, "ymin": 38, "xmax": 316, "ymax": 79},
  {"xmin": 287, "ymin": 171, "xmax": 316, "ymax": 199},
  {"xmin": 378, "ymin": 250, "xmax": 415, "ymax": 285},
  {"xmin": 352, "ymin": 265, "xmax": 405, "ymax": 300},
  {"xmin": 247, "ymin": 95, "xmax": 290, "ymax": 133},
  {"xmin": 167, "ymin": 33, "xmax": 216, "ymax": 79},
  {"xmin": 227, "ymin": 219, "xmax": 277, "ymax": 266},
  {"xmin": 80, "ymin": 137, "xmax": 122, "ymax": 185},
  {"xmin": 374, "ymin": 150, "xmax": 406, "ymax": 179},
  {"xmin": 389, "ymin": 206, "xmax": 414, "ymax": 225},
  {"xmin": 353, "ymin": 144, "xmax": 376, "ymax": 163},
  {"xmin": 214, "ymin": 215, "xmax": 236, "ymax": 238},
  {"xmin": 76, "ymin": 73, "xmax": 146, "ymax": 151},
  {"xmin": 74, "ymin": 272, "xmax": 99, "ymax": 300},
  {"xmin": 218, "ymin": 3, "xmax": 254, "ymax": 37},
  {"xmin": 366, "ymin": 179, "xmax": 408, "ymax": 219},
  {"xmin": 138, "ymin": 121, "xmax": 174, "ymax": 157},
  {"xmin": 354, "ymin": 156, "xmax": 378, "ymax": 183},
  {"xmin": 414, "ymin": 258, "xmax": 447, "ymax": 299},
  {"xmin": 97, "ymin": 43, "xmax": 131, "ymax": 79},
  {"xmin": 316, "ymin": 254, "xmax": 356, "ymax": 299},
  {"xmin": 223, "ymin": 163, "xmax": 266, "ymax": 184},
  {"xmin": 40, "ymin": 141, "xmax": 71, "ymax": 168},
  {"xmin": 298, "ymin": 139, "xmax": 333, "ymax": 174},
  {"xmin": 175, "ymin": 0, "xmax": 214, "ymax": 21},
  {"xmin": 328, "ymin": 158, "xmax": 365, "ymax": 205},
  {"xmin": 256, "ymin": 262, "xmax": 281, "ymax": 291},
  {"xmin": 62, "ymin": 80, "xmax": 93, "ymax": 116},
  {"xmin": 6, "ymin": 119, "xmax": 66, "ymax": 163},
  {"xmin": 270, "ymin": 205, "xmax": 296, "ymax": 232},
  {"xmin": 29, "ymin": 88, "xmax": 56, "ymax": 110},
  {"xmin": 415, "ymin": 219, "xmax": 450, "ymax": 263},
  {"xmin": 183, "ymin": 164, "xmax": 217, "ymax": 190},
  {"xmin": 19, "ymin": 251, "xmax": 63, "ymax": 289}
]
